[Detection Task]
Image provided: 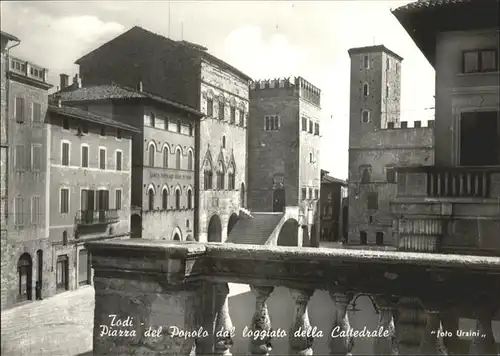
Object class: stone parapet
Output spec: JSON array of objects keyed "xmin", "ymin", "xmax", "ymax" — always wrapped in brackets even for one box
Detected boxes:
[{"xmin": 87, "ymin": 240, "xmax": 500, "ymax": 355}]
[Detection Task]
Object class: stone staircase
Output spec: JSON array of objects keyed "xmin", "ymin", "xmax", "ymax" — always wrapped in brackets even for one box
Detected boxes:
[
  {"xmin": 227, "ymin": 212, "xmax": 284, "ymax": 245},
  {"xmin": 238, "ymin": 206, "xmax": 253, "ymax": 218}
]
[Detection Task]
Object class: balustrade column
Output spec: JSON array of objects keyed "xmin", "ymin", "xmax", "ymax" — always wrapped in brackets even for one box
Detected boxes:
[
  {"xmin": 214, "ymin": 283, "xmax": 234, "ymax": 356},
  {"xmin": 289, "ymin": 288, "xmax": 315, "ymax": 355},
  {"xmin": 249, "ymin": 285, "xmax": 274, "ymax": 355},
  {"xmin": 394, "ymin": 298, "xmax": 426, "ymax": 355},
  {"xmin": 373, "ymin": 296, "xmax": 398, "ymax": 355},
  {"xmin": 329, "ymin": 291, "xmax": 354, "ymax": 356},
  {"xmin": 470, "ymin": 308, "xmax": 497, "ymax": 355},
  {"xmin": 418, "ymin": 309, "xmax": 441, "ymax": 355},
  {"xmin": 440, "ymin": 310, "xmax": 462, "ymax": 355}
]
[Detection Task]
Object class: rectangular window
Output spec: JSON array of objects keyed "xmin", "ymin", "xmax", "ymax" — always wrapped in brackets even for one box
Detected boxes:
[
  {"xmin": 143, "ymin": 114, "xmax": 152, "ymax": 127},
  {"xmin": 414, "ymin": 121, "xmax": 422, "ymax": 128},
  {"xmin": 218, "ymin": 101, "xmax": 225, "ymax": 120},
  {"xmin": 115, "ymin": 189, "xmax": 122, "ymax": 210},
  {"xmin": 32, "ymin": 145, "xmax": 42, "ymax": 171},
  {"xmin": 387, "ymin": 122, "xmax": 395, "ymax": 129},
  {"xmin": 308, "ymin": 120, "xmax": 313, "ymax": 133},
  {"xmin": 230, "ymin": 107, "xmax": 236, "ymax": 124},
  {"xmin": 314, "ymin": 189, "xmax": 319, "ymax": 199},
  {"xmin": 81, "ymin": 145, "xmax": 89, "ymax": 168},
  {"xmin": 464, "ymin": 50, "xmax": 498, "ymax": 73},
  {"xmin": 62, "ymin": 118, "xmax": 70, "ymax": 130},
  {"xmin": 99, "ymin": 148, "xmax": 106, "ymax": 170},
  {"xmin": 115, "ymin": 151, "xmax": 122, "ymax": 171},
  {"xmin": 207, "ymin": 99, "xmax": 214, "ymax": 116},
  {"xmin": 14, "ymin": 196, "xmax": 24, "ymax": 226},
  {"xmin": 60, "ymin": 188, "xmax": 69, "ymax": 214},
  {"xmin": 386, "ymin": 167, "xmax": 396, "ymax": 183},
  {"xmin": 15, "ymin": 97, "xmax": 25, "ymax": 123},
  {"xmin": 239, "ymin": 110, "xmax": 244, "ymax": 126},
  {"xmin": 400, "ymin": 121, "xmax": 408, "ymax": 128},
  {"xmin": 301, "ymin": 117, "xmax": 307, "ymax": 131},
  {"xmin": 363, "ymin": 55, "xmax": 369, "ymax": 69},
  {"xmin": 314, "ymin": 123, "xmax": 320, "ymax": 136},
  {"xmin": 301, "ymin": 188, "xmax": 307, "ymax": 200},
  {"xmin": 62, "ymin": 142, "xmax": 70, "ymax": 166},
  {"xmin": 78, "ymin": 249, "xmax": 90, "ymax": 286},
  {"xmin": 15, "ymin": 145, "xmax": 25, "ymax": 171},
  {"xmin": 367, "ymin": 192, "xmax": 378, "ymax": 210},
  {"xmin": 32, "ymin": 103, "xmax": 42, "ymax": 123},
  {"xmin": 31, "ymin": 196, "xmax": 40, "ymax": 224},
  {"xmin": 264, "ymin": 115, "xmax": 280, "ymax": 131},
  {"xmin": 56, "ymin": 256, "xmax": 69, "ymax": 291}
]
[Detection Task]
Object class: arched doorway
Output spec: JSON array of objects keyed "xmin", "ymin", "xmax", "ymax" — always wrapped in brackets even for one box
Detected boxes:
[
  {"xmin": 173, "ymin": 233, "xmax": 180, "ymax": 241},
  {"xmin": 18, "ymin": 253, "xmax": 32, "ymax": 302},
  {"xmin": 277, "ymin": 219, "xmax": 299, "ymax": 246},
  {"xmin": 131, "ymin": 214, "xmax": 142, "ymax": 238},
  {"xmin": 207, "ymin": 214, "xmax": 222, "ymax": 242},
  {"xmin": 36, "ymin": 250, "xmax": 43, "ymax": 299},
  {"xmin": 240, "ymin": 183, "xmax": 246, "ymax": 208},
  {"xmin": 227, "ymin": 213, "xmax": 239, "ymax": 236}
]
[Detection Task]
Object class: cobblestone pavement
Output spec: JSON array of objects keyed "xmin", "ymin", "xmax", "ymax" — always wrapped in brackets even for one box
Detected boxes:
[{"xmin": 1, "ymin": 286, "xmax": 94, "ymax": 356}]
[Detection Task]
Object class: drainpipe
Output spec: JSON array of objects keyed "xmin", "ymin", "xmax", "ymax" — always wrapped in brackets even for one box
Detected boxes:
[{"xmin": 3, "ymin": 38, "xmax": 21, "ymax": 229}]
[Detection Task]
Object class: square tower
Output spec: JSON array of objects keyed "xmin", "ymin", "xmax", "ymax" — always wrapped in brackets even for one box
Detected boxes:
[{"xmin": 248, "ymin": 77, "xmax": 322, "ymax": 246}]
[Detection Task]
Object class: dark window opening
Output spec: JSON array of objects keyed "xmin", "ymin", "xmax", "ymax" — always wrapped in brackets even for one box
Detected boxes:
[
  {"xmin": 301, "ymin": 117, "xmax": 307, "ymax": 131},
  {"xmin": 367, "ymin": 192, "xmax": 378, "ymax": 210},
  {"xmin": 187, "ymin": 190, "xmax": 192, "ymax": 209},
  {"xmin": 386, "ymin": 167, "xmax": 396, "ymax": 183},
  {"xmin": 148, "ymin": 188, "xmax": 155, "ymax": 210},
  {"xmin": 78, "ymin": 249, "xmax": 90, "ymax": 286},
  {"xmin": 376, "ymin": 232, "xmax": 384, "ymax": 246},
  {"xmin": 363, "ymin": 83, "xmax": 369, "ymax": 97},
  {"xmin": 463, "ymin": 49, "xmax": 498, "ymax": 73},
  {"xmin": 400, "ymin": 121, "xmax": 408, "ymax": 128},
  {"xmin": 175, "ymin": 190, "xmax": 181, "ymax": 210},
  {"xmin": 56, "ymin": 255, "xmax": 69, "ymax": 292},
  {"xmin": 222, "ymin": 136, "xmax": 226, "ymax": 149},
  {"xmin": 387, "ymin": 122, "xmax": 395, "ymax": 129},
  {"xmin": 360, "ymin": 231, "xmax": 367, "ymax": 245},
  {"xmin": 207, "ymin": 99, "xmax": 214, "ymax": 116},
  {"xmin": 360, "ymin": 168, "xmax": 371, "ymax": 184},
  {"xmin": 460, "ymin": 111, "xmax": 500, "ymax": 166},
  {"xmin": 414, "ymin": 121, "xmax": 421, "ymax": 128},
  {"xmin": 100, "ymin": 125, "xmax": 106, "ymax": 137},
  {"xmin": 177, "ymin": 120, "xmax": 181, "ymax": 133},
  {"xmin": 15, "ymin": 97, "xmax": 25, "ymax": 123},
  {"xmin": 162, "ymin": 189, "xmax": 168, "ymax": 210},
  {"xmin": 230, "ymin": 107, "xmax": 236, "ymax": 124},
  {"xmin": 116, "ymin": 128, "xmax": 122, "ymax": 139}
]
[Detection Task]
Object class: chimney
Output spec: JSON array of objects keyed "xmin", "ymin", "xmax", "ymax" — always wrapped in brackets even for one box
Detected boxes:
[
  {"xmin": 137, "ymin": 81, "xmax": 143, "ymax": 92},
  {"xmin": 73, "ymin": 74, "xmax": 82, "ymax": 88},
  {"xmin": 60, "ymin": 74, "xmax": 69, "ymax": 90}
]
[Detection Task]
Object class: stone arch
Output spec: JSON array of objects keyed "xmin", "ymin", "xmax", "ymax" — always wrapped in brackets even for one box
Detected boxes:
[
  {"xmin": 174, "ymin": 185, "xmax": 182, "ymax": 210},
  {"xmin": 161, "ymin": 184, "xmax": 169, "ymax": 210},
  {"xmin": 147, "ymin": 184, "xmax": 156, "ymax": 211},
  {"xmin": 171, "ymin": 226, "xmax": 182, "ymax": 241},
  {"xmin": 277, "ymin": 218, "xmax": 299, "ymax": 246},
  {"xmin": 187, "ymin": 148, "xmax": 194, "ymax": 170},
  {"xmin": 203, "ymin": 150, "xmax": 214, "ymax": 190},
  {"xmin": 18, "ymin": 253, "xmax": 33, "ymax": 302},
  {"xmin": 131, "ymin": 214, "xmax": 142, "ymax": 238},
  {"xmin": 162, "ymin": 144, "xmax": 170, "ymax": 168},
  {"xmin": 207, "ymin": 214, "xmax": 222, "ymax": 242},
  {"xmin": 227, "ymin": 213, "xmax": 239, "ymax": 236}
]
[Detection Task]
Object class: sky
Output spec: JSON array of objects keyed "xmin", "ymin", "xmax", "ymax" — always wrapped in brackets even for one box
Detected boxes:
[{"xmin": 1, "ymin": 1, "xmax": 436, "ymax": 180}]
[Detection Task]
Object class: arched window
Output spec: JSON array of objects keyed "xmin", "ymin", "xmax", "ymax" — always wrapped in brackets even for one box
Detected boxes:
[
  {"xmin": 175, "ymin": 148, "xmax": 181, "ymax": 169},
  {"xmin": 188, "ymin": 150, "xmax": 193, "ymax": 170},
  {"xmin": 187, "ymin": 189, "xmax": 192, "ymax": 209},
  {"xmin": 18, "ymin": 253, "xmax": 32, "ymax": 302},
  {"xmin": 222, "ymin": 136, "xmax": 226, "ymax": 149},
  {"xmin": 363, "ymin": 83, "xmax": 369, "ymax": 97},
  {"xmin": 148, "ymin": 142, "xmax": 155, "ymax": 167},
  {"xmin": 162, "ymin": 146, "xmax": 169, "ymax": 168},
  {"xmin": 175, "ymin": 189, "xmax": 181, "ymax": 210},
  {"xmin": 361, "ymin": 168, "xmax": 371, "ymax": 184},
  {"xmin": 362, "ymin": 110, "xmax": 370, "ymax": 123},
  {"xmin": 150, "ymin": 112, "xmax": 156, "ymax": 127},
  {"xmin": 162, "ymin": 188, "xmax": 168, "ymax": 210},
  {"xmin": 177, "ymin": 120, "xmax": 181, "ymax": 133},
  {"xmin": 216, "ymin": 161, "xmax": 225, "ymax": 190},
  {"xmin": 148, "ymin": 187, "xmax": 155, "ymax": 210},
  {"xmin": 227, "ymin": 164, "xmax": 235, "ymax": 190},
  {"xmin": 204, "ymin": 159, "xmax": 213, "ymax": 190}
]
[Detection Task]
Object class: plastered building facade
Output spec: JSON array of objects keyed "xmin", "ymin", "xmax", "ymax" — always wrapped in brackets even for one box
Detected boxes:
[{"xmin": 347, "ymin": 45, "xmax": 435, "ymax": 246}]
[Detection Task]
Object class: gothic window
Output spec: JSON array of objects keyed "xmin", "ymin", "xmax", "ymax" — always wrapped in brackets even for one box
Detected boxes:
[
  {"xmin": 187, "ymin": 189, "xmax": 192, "ymax": 209},
  {"xmin": 175, "ymin": 189, "xmax": 181, "ymax": 210},
  {"xmin": 162, "ymin": 146, "xmax": 169, "ymax": 168},
  {"xmin": 363, "ymin": 83, "xmax": 369, "ymax": 97},
  {"xmin": 203, "ymin": 159, "xmax": 213, "ymax": 190},
  {"xmin": 162, "ymin": 188, "xmax": 168, "ymax": 210},
  {"xmin": 187, "ymin": 150, "xmax": 193, "ymax": 170},
  {"xmin": 148, "ymin": 142, "xmax": 155, "ymax": 167},
  {"xmin": 227, "ymin": 163, "xmax": 235, "ymax": 190},
  {"xmin": 216, "ymin": 161, "xmax": 225, "ymax": 190},
  {"xmin": 175, "ymin": 148, "xmax": 181, "ymax": 169},
  {"xmin": 148, "ymin": 187, "xmax": 155, "ymax": 210}
]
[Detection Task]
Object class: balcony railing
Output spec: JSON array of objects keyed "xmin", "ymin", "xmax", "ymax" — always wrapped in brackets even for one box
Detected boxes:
[
  {"xmin": 75, "ymin": 209, "xmax": 119, "ymax": 226},
  {"xmin": 86, "ymin": 240, "xmax": 500, "ymax": 356},
  {"xmin": 396, "ymin": 166, "xmax": 500, "ymax": 198}
]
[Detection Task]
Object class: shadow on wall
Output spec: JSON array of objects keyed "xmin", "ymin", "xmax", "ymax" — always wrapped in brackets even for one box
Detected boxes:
[{"xmin": 228, "ymin": 286, "xmax": 379, "ymax": 355}]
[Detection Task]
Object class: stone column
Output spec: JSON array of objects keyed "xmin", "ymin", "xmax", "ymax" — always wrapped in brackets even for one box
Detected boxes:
[
  {"xmin": 470, "ymin": 308, "xmax": 497, "ymax": 355},
  {"xmin": 440, "ymin": 310, "xmax": 461, "ymax": 355},
  {"xmin": 249, "ymin": 285, "xmax": 274, "ymax": 355},
  {"xmin": 87, "ymin": 240, "xmax": 206, "ymax": 356},
  {"xmin": 373, "ymin": 295, "xmax": 398, "ymax": 355},
  {"xmin": 214, "ymin": 282, "xmax": 234, "ymax": 356},
  {"xmin": 288, "ymin": 288, "xmax": 315, "ymax": 355},
  {"xmin": 329, "ymin": 291, "xmax": 354, "ymax": 355}
]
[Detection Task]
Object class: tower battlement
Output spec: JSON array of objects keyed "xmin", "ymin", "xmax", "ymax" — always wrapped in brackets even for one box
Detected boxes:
[{"xmin": 250, "ymin": 76, "xmax": 321, "ymax": 107}]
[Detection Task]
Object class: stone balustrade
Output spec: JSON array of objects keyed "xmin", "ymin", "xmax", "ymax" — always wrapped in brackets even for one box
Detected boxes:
[
  {"xmin": 86, "ymin": 240, "xmax": 500, "ymax": 355},
  {"xmin": 395, "ymin": 166, "xmax": 500, "ymax": 199}
]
